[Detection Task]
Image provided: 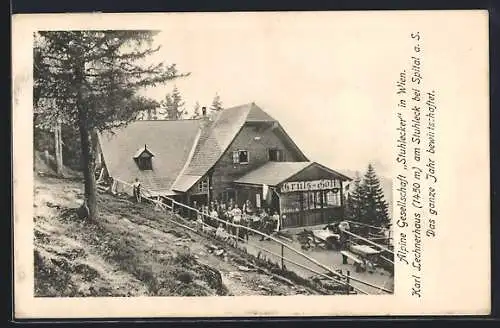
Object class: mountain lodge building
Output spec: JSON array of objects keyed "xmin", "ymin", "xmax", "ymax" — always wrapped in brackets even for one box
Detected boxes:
[{"xmin": 97, "ymin": 102, "xmax": 351, "ymax": 228}]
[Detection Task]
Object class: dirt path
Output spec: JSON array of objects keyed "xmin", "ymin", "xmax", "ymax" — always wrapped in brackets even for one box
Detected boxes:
[{"xmin": 34, "ymin": 176, "xmax": 311, "ymax": 297}]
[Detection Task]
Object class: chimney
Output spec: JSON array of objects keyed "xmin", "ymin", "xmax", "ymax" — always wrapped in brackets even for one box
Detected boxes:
[{"xmin": 199, "ymin": 106, "xmax": 211, "ymax": 129}]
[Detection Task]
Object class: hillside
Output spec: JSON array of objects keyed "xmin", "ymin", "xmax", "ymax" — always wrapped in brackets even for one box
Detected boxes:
[{"xmin": 34, "ymin": 173, "xmax": 323, "ymax": 297}]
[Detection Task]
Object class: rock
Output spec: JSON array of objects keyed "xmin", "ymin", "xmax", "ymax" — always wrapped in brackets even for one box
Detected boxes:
[
  {"xmin": 215, "ymin": 249, "xmax": 224, "ymax": 256},
  {"xmin": 237, "ymin": 265, "xmax": 254, "ymax": 272},
  {"xmin": 77, "ymin": 203, "xmax": 89, "ymax": 219},
  {"xmin": 196, "ymin": 263, "xmax": 227, "ymax": 296},
  {"xmin": 258, "ymin": 285, "xmax": 271, "ymax": 292},
  {"xmin": 228, "ymin": 271, "xmax": 243, "ymax": 279},
  {"xmin": 176, "ymin": 271, "xmax": 194, "ymax": 284}
]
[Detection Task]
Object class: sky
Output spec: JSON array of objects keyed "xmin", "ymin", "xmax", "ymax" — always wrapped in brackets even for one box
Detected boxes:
[{"xmin": 134, "ymin": 13, "xmax": 405, "ymax": 177}]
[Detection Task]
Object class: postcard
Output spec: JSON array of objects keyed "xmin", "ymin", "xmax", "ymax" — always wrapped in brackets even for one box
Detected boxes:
[{"xmin": 12, "ymin": 10, "xmax": 490, "ymax": 318}]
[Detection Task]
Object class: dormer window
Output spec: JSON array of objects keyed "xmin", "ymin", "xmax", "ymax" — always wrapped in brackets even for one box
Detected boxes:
[
  {"xmin": 133, "ymin": 145, "xmax": 154, "ymax": 171},
  {"xmin": 232, "ymin": 150, "xmax": 249, "ymax": 164}
]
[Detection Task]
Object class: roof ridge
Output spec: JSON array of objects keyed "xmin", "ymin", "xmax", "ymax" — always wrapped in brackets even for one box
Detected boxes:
[{"xmin": 171, "ymin": 126, "xmax": 204, "ymax": 189}]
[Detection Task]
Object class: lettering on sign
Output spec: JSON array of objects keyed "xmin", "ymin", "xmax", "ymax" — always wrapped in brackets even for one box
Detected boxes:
[{"xmin": 280, "ymin": 179, "xmax": 340, "ymax": 193}]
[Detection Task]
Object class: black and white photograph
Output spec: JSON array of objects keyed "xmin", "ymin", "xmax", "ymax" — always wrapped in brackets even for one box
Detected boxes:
[
  {"xmin": 13, "ymin": 11, "xmax": 489, "ymax": 317},
  {"xmin": 32, "ymin": 25, "xmax": 394, "ymax": 297}
]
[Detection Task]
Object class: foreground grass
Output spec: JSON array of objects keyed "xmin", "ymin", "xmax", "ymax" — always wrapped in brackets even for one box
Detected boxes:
[{"xmin": 34, "ymin": 176, "xmax": 311, "ymax": 297}]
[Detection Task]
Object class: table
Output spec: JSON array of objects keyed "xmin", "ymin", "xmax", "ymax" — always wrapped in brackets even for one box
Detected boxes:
[
  {"xmin": 350, "ymin": 244, "xmax": 381, "ymax": 256},
  {"xmin": 312, "ymin": 229, "xmax": 340, "ymax": 242}
]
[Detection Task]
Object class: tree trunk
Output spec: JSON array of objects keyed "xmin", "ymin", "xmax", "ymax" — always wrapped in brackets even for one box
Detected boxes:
[
  {"xmin": 75, "ymin": 58, "xmax": 97, "ymax": 221},
  {"xmin": 54, "ymin": 121, "xmax": 63, "ymax": 175},
  {"xmin": 77, "ymin": 107, "xmax": 98, "ymax": 221}
]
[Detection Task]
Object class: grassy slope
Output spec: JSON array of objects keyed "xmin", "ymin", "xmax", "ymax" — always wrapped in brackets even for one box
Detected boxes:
[{"xmin": 34, "ymin": 175, "xmax": 314, "ymax": 297}]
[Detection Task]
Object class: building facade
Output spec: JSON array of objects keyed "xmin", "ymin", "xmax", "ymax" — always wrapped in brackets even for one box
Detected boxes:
[{"xmin": 98, "ymin": 102, "xmax": 351, "ymax": 228}]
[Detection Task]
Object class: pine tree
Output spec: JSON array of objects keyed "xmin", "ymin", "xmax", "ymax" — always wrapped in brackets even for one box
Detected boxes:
[
  {"xmin": 210, "ymin": 92, "xmax": 223, "ymax": 112},
  {"xmin": 161, "ymin": 85, "xmax": 186, "ymax": 120},
  {"xmin": 360, "ymin": 163, "xmax": 389, "ymax": 226},
  {"xmin": 191, "ymin": 101, "xmax": 201, "ymax": 119},
  {"xmin": 137, "ymin": 106, "xmax": 162, "ymax": 120},
  {"xmin": 345, "ymin": 172, "xmax": 364, "ymax": 221},
  {"xmin": 34, "ymin": 31, "xmax": 189, "ymax": 220}
]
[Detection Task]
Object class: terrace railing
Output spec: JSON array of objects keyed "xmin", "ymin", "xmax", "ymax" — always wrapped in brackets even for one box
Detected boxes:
[{"xmin": 106, "ymin": 178, "xmax": 394, "ymax": 295}]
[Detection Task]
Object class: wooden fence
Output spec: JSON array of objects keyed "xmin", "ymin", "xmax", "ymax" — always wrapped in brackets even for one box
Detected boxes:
[{"xmin": 107, "ymin": 178, "xmax": 393, "ymax": 295}]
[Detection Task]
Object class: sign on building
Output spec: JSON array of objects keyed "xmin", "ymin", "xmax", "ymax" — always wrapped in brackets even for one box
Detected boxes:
[{"xmin": 280, "ymin": 179, "xmax": 340, "ymax": 193}]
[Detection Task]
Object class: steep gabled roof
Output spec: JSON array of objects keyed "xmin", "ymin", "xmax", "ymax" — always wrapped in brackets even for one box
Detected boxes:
[
  {"xmin": 234, "ymin": 161, "xmax": 352, "ymax": 187},
  {"xmin": 234, "ymin": 162, "xmax": 313, "ymax": 186},
  {"xmin": 98, "ymin": 102, "xmax": 310, "ymax": 195},
  {"xmin": 98, "ymin": 119, "xmax": 201, "ymax": 195},
  {"xmin": 245, "ymin": 104, "xmax": 277, "ymax": 122},
  {"xmin": 172, "ymin": 102, "xmax": 309, "ymax": 192},
  {"xmin": 182, "ymin": 103, "xmax": 252, "ymax": 177}
]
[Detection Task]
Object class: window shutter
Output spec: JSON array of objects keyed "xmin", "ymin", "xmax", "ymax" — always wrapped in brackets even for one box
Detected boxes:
[{"xmin": 233, "ymin": 151, "xmax": 239, "ymax": 164}]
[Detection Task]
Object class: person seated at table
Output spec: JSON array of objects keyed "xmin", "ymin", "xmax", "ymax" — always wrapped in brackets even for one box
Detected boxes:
[
  {"xmin": 217, "ymin": 203, "xmax": 226, "ymax": 222},
  {"xmin": 251, "ymin": 209, "xmax": 262, "ymax": 230},
  {"xmin": 324, "ymin": 222, "xmax": 337, "ymax": 233},
  {"xmin": 225, "ymin": 205, "xmax": 233, "ymax": 230},
  {"xmin": 190, "ymin": 200, "xmax": 198, "ymax": 220},
  {"xmin": 338, "ymin": 224, "xmax": 351, "ymax": 251},
  {"xmin": 195, "ymin": 215, "xmax": 205, "ymax": 232},
  {"xmin": 257, "ymin": 208, "xmax": 268, "ymax": 237},
  {"xmin": 242, "ymin": 199, "xmax": 254, "ymax": 216},
  {"xmin": 239, "ymin": 213, "xmax": 250, "ymax": 242},
  {"xmin": 259, "ymin": 207, "xmax": 269, "ymax": 221},
  {"xmin": 231, "ymin": 204, "xmax": 242, "ymax": 236},
  {"xmin": 366, "ymin": 259, "xmax": 375, "ymax": 273},
  {"xmin": 209, "ymin": 206, "xmax": 219, "ymax": 228},
  {"xmin": 214, "ymin": 199, "xmax": 220, "ymax": 213},
  {"xmin": 215, "ymin": 223, "xmax": 230, "ymax": 241},
  {"xmin": 260, "ymin": 211, "xmax": 274, "ymax": 241},
  {"xmin": 338, "ymin": 220, "xmax": 350, "ymax": 232},
  {"xmin": 196, "ymin": 205, "xmax": 203, "ymax": 222}
]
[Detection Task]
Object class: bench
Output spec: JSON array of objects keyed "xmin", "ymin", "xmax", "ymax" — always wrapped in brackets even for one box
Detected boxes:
[
  {"xmin": 341, "ymin": 250, "xmax": 366, "ymax": 272},
  {"xmin": 341, "ymin": 250, "xmax": 364, "ymax": 264}
]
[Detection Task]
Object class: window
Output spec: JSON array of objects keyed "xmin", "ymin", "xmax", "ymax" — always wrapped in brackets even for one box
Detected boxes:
[
  {"xmin": 306, "ymin": 191, "xmax": 323, "ymax": 210},
  {"xmin": 232, "ymin": 150, "xmax": 249, "ymax": 164},
  {"xmin": 268, "ymin": 149, "xmax": 284, "ymax": 162},
  {"xmin": 134, "ymin": 146, "xmax": 154, "ymax": 171},
  {"xmin": 324, "ymin": 189, "xmax": 341, "ymax": 207},
  {"xmin": 198, "ymin": 177, "xmax": 209, "ymax": 193},
  {"xmin": 221, "ymin": 189, "xmax": 236, "ymax": 203},
  {"xmin": 136, "ymin": 153, "xmax": 152, "ymax": 170},
  {"xmin": 281, "ymin": 193, "xmax": 302, "ymax": 214}
]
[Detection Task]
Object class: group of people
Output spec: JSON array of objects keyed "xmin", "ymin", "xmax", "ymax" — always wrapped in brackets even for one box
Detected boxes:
[
  {"xmin": 129, "ymin": 178, "xmax": 285, "ymax": 242},
  {"xmin": 191, "ymin": 198, "xmax": 284, "ymax": 242}
]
